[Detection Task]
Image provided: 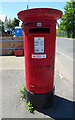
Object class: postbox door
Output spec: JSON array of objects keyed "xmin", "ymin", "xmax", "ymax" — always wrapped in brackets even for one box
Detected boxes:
[{"xmin": 24, "ymin": 33, "xmax": 56, "ymax": 93}]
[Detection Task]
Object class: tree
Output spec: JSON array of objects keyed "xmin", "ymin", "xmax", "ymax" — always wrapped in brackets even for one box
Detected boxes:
[
  {"xmin": 12, "ymin": 18, "xmax": 20, "ymax": 29},
  {"xmin": 6, "ymin": 18, "xmax": 13, "ymax": 29},
  {"xmin": 0, "ymin": 20, "xmax": 4, "ymax": 35},
  {"xmin": 5, "ymin": 17, "xmax": 20, "ymax": 32},
  {"xmin": 58, "ymin": 1, "xmax": 75, "ymax": 38}
]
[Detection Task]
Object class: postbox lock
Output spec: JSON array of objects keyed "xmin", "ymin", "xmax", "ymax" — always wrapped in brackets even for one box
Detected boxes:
[{"xmin": 37, "ymin": 22, "xmax": 42, "ymax": 27}]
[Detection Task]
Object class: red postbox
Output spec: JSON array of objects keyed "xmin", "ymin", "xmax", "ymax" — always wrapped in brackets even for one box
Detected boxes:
[{"xmin": 18, "ymin": 8, "xmax": 62, "ymax": 109}]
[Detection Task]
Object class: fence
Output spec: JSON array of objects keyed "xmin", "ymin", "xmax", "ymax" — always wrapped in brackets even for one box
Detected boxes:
[{"xmin": 0, "ymin": 36, "xmax": 23, "ymax": 55}]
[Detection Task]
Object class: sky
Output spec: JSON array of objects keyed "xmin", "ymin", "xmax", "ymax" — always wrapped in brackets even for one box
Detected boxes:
[
  {"xmin": 0, "ymin": 1, "xmax": 70, "ymax": 24},
  {"xmin": 0, "ymin": 2, "xmax": 66, "ymax": 18}
]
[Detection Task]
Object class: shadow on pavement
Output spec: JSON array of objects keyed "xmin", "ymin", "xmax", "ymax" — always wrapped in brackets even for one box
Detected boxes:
[{"xmin": 38, "ymin": 95, "xmax": 75, "ymax": 119}]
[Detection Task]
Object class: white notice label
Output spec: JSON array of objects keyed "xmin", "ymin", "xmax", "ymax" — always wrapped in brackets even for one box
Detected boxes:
[
  {"xmin": 34, "ymin": 37, "xmax": 44, "ymax": 53},
  {"xmin": 32, "ymin": 54, "xmax": 46, "ymax": 58}
]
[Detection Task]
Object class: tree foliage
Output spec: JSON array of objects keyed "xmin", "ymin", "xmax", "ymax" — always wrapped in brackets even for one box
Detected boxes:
[
  {"xmin": 12, "ymin": 18, "xmax": 20, "ymax": 29},
  {"xmin": 6, "ymin": 18, "xmax": 20, "ymax": 30},
  {"xmin": 58, "ymin": 1, "xmax": 75, "ymax": 38},
  {"xmin": 6, "ymin": 18, "xmax": 13, "ymax": 29},
  {"xmin": 0, "ymin": 20, "xmax": 4, "ymax": 33}
]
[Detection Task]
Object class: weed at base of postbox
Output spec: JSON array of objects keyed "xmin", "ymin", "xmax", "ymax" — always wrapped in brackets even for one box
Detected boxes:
[
  {"xmin": 19, "ymin": 85, "xmax": 26, "ymax": 99},
  {"xmin": 27, "ymin": 101, "xmax": 34, "ymax": 113},
  {"xmin": 19, "ymin": 85, "xmax": 34, "ymax": 113}
]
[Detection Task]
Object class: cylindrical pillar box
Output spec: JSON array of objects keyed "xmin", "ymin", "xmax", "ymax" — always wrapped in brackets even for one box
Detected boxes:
[{"xmin": 17, "ymin": 8, "xmax": 62, "ymax": 109}]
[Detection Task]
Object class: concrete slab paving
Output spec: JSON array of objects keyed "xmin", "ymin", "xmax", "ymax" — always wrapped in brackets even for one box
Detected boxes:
[{"xmin": 0, "ymin": 56, "xmax": 74, "ymax": 119}]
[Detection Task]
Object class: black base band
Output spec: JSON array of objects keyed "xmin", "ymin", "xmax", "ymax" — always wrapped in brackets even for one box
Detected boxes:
[{"xmin": 26, "ymin": 87, "xmax": 55, "ymax": 110}]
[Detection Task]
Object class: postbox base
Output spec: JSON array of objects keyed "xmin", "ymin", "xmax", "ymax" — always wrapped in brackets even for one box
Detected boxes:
[{"xmin": 26, "ymin": 88, "xmax": 55, "ymax": 110}]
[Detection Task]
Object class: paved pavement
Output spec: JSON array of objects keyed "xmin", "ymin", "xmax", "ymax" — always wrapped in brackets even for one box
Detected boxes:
[{"xmin": 0, "ymin": 56, "xmax": 74, "ymax": 119}]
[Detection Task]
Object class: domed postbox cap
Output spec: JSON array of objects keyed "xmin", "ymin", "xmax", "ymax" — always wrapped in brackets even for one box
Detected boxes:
[{"xmin": 17, "ymin": 8, "xmax": 63, "ymax": 22}]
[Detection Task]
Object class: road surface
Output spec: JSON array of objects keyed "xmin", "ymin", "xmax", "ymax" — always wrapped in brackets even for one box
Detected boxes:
[{"xmin": 56, "ymin": 37, "xmax": 74, "ymax": 102}]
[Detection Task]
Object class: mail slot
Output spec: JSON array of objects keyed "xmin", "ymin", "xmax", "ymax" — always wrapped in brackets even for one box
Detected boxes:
[
  {"xmin": 17, "ymin": 8, "xmax": 62, "ymax": 109},
  {"xmin": 29, "ymin": 28, "xmax": 50, "ymax": 33}
]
